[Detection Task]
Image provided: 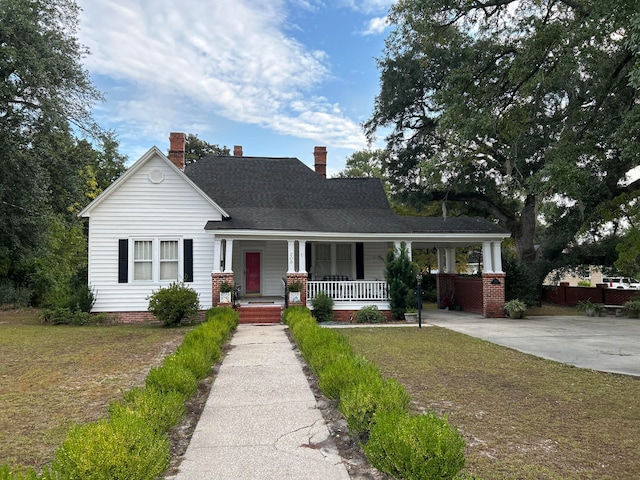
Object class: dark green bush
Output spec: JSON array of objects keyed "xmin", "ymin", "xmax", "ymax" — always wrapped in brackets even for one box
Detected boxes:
[
  {"xmin": 311, "ymin": 291, "xmax": 334, "ymax": 322},
  {"xmin": 51, "ymin": 413, "xmax": 170, "ymax": 480},
  {"xmin": 339, "ymin": 376, "xmax": 410, "ymax": 435},
  {"xmin": 147, "ymin": 282, "xmax": 200, "ymax": 326},
  {"xmin": 0, "ymin": 280, "xmax": 32, "ymax": 308},
  {"xmin": 354, "ymin": 305, "xmax": 386, "ymax": 323},
  {"xmin": 385, "ymin": 243, "xmax": 419, "ymax": 319},
  {"xmin": 365, "ymin": 411, "xmax": 466, "ymax": 480},
  {"xmin": 42, "ymin": 307, "xmax": 101, "ymax": 325}
]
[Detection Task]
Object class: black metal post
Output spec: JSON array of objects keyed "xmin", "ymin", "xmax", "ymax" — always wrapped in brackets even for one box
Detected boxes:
[{"xmin": 417, "ymin": 273, "xmax": 423, "ymax": 328}]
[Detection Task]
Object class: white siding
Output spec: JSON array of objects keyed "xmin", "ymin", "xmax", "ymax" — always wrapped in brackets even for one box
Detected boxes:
[
  {"xmin": 363, "ymin": 243, "xmax": 390, "ymax": 281},
  {"xmin": 87, "ymin": 155, "xmax": 220, "ymax": 312}
]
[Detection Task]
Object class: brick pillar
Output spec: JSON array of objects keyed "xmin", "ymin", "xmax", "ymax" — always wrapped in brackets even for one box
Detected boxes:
[
  {"xmin": 212, "ymin": 272, "xmax": 235, "ymax": 306},
  {"xmin": 286, "ymin": 273, "xmax": 308, "ymax": 306},
  {"xmin": 169, "ymin": 132, "xmax": 186, "ymax": 170},
  {"xmin": 482, "ymin": 273, "xmax": 506, "ymax": 318},
  {"xmin": 314, "ymin": 146, "xmax": 327, "ymax": 178}
]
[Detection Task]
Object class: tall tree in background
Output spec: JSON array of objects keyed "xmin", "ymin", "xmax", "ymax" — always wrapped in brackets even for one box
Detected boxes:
[
  {"xmin": 366, "ymin": 0, "xmax": 640, "ymax": 298},
  {"xmin": 183, "ymin": 134, "xmax": 230, "ymax": 164},
  {"xmin": 0, "ymin": 0, "xmax": 121, "ymax": 306}
]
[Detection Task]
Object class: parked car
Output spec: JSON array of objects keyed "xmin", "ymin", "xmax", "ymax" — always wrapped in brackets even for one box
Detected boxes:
[{"xmin": 603, "ymin": 277, "xmax": 640, "ymax": 289}]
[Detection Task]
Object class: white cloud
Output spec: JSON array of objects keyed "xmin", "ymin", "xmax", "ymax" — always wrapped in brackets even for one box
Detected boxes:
[
  {"xmin": 362, "ymin": 16, "xmax": 389, "ymax": 35},
  {"xmin": 77, "ymin": 0, "xmax": 367, "ymax": 149}
]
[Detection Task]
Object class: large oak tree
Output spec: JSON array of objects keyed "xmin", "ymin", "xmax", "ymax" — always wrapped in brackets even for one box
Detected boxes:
[
  {"xmin": 0, "ymin": 0, "xmax": 125, "ymax": 305},
  {"xmin": 366, "ymin": 0, "xmax": 640, "ymax": 298}
]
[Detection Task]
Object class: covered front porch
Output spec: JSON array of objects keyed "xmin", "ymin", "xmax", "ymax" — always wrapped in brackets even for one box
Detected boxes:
[{"xmin": 210, "ymin": 234, "xmax": 506, "ymax": 320}]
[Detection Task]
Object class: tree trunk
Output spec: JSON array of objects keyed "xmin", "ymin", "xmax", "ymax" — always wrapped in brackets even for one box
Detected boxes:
[{"xmin": 514, "ymin": 195, "xmax": 537, "ymax": 263}]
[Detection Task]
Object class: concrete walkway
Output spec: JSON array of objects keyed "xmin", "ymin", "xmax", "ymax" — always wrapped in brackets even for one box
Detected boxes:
[
  {"xmin": 169, "ymin": 324, "xmax": 350, "ymax": 480},
  {"xmin": 424, "ymin": 309, "xmax": 640, "ymax": 377}
]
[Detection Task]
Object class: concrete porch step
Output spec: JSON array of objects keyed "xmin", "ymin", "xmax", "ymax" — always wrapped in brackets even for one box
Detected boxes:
[{"xmin": 238, "ymin": 306, "xmax": 283, "ymax": 324}]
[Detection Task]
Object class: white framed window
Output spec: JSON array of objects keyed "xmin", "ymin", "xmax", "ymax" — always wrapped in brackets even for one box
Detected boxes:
[
  {"xmin": 315, "ymin": 243, "xmax": 331, "ymax": 279},
  {"xmin": 131, "ymin": 238, "xmax": 182, "ymax": 282},
  {"xmin": 335, "ymin": 243, "xmax": 352, "ymax": 277},
  {"xmin": 134, "ymin": 240, "xmax": 153, "ymax": 281},
  {"xmin": 313, "ymin": 243, "xmax": 354, "ymax": 279},
  {"xmin": 160, "ymin": 240, "xmax": 179, "ymax": 280}
]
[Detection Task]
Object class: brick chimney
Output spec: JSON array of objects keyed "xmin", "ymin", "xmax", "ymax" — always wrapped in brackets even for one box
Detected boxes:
[
  {"xmin": 168, "ymin": 132, "xmax": 186, "ymax": 171},
  {"xmin": 314, "ymin": 146, "xmax": 327, "ymax": 178},
  {"xmin": 234, "ymin": 145, "xmax": 243, "ymax": 156}
]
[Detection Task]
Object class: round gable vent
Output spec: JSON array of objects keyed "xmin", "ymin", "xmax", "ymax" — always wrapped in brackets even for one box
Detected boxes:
[{"xmin": 148, "ymin": 169, "xmax": 165, "ymax": 184}]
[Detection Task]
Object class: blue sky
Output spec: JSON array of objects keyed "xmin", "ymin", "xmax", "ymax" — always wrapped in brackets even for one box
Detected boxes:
[{"xmin": 76, "ymin": 0, "xmax": 395, "ymax": 176}]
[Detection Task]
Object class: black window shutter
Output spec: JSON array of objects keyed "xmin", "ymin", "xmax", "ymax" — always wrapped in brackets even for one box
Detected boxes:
[
  {"xmin": 184, "ymin": 239, "xmax": 193, "ymax": 282},
  {"xmin": 356, "ymin": 242, "xmax": 364, "ymax": 279},
  {"xmin": 305, "ymin": 242, "xmax": 312, "ymax": 274},
  {"xmin": 118, "ymin": 239, "xmax": 128, "ymax": 283}
]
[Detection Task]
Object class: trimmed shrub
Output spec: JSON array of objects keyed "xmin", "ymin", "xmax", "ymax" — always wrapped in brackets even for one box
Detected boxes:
[
  {"xmin": 108, "ymin": 386, "xmax": 186, "ymax": 436},
  {"xmin": 318, "ymin": 355, "xmax": 380, "ymax": 400},
  {"xmin": 365, "ymin": 411, "xmax": 466, "ymax": 480},
  {"xmin": 311, "ymin": 291, "xmax": 334, "ymax": 322},
  {"xmin": 354, "ymin": 305, "xmax": 386, "ymax": 324},
  {"xmin": 147, "ymin": 282, "xmax": 200, "ymax": 326},
  {"xmin": 180, "ymin": 327, "xmax": 223, "ymax": 365},
  {"xmin": 171, "ymin": 346, "xmax": 214, "ymax": 381},
  {"xmin": 339, "ymin": 377, "xmax": 410, "ymax": 435},
  {"xmin": 51, "ymin": 413, "xmax": 170, "ymax": 480},
  {"xmin": 145, "ymin": 359, "xmax": 198, "ymax": 397},
  {"xmin": 297, "ymin": 324, "xmax": 351, "ymax": 361},
  {"xmin": 306, "ymin": 341, "xmax": 353, "ymax": 376}
]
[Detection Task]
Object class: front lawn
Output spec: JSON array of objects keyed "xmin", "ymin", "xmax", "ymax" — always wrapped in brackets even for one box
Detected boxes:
[
  {"xmin": 0, "ymin": 309, "xmax": 186, "ymax": 470},
  {"xmin": 339, "ymin": 326, "xmax": 640, "ymax": 480}
]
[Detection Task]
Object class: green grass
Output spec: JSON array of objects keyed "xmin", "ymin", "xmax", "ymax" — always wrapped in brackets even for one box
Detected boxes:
[
  {"xmin": 0, "ymin": 309, "xmax": 186, "ymax": 470},
  {"xmin": 339, "ymin": 326, "xmax": 640, "ymax": 480}
]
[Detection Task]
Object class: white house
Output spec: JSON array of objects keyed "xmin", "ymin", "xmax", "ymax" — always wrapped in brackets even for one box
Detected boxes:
[{"xmin": 79, "ymin": 133, "xmax": 510, "ymax": 323}]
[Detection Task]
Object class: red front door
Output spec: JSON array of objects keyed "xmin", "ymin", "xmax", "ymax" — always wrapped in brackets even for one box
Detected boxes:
[{"xmin": 245, "ymin": 252, "xmax": 261, "ymax": 294}]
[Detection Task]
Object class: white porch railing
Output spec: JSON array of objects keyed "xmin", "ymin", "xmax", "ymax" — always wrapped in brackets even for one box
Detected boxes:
[{"xmin": 306, "ymin": 280, "xmax": 388, "ymax": 302}]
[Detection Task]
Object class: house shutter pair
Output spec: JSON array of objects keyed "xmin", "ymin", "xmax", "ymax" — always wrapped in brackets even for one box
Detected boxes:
[{"xmin": 118, "ymin": 239, "xmax": 193, "ymax": 283}]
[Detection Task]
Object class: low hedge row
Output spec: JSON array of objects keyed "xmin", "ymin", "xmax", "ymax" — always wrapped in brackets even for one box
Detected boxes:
[
  {"xmin": 283, "ymin": 306, "xmax": 467, "ymax": 480},
  {"xmin": 1, "ymin": 307, "xmax": 238, "ymax": 480}
]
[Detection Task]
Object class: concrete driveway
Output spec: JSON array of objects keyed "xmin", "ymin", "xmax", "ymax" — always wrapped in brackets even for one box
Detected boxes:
[{"xmin": 424, "ymin": 309, "xmax": 640, "ymax": 377}]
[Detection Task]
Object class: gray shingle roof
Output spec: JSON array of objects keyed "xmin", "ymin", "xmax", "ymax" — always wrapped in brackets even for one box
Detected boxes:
[{"xmin": 185, "ymin": 155, "xmax": 508, "ymax": 235}]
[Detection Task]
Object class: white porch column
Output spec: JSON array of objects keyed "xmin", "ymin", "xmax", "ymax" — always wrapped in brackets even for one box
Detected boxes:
[
  {"xmin": 298, "ymin": 240, "xmax": 306, "ymax": 273},
  {"xmin": 406, "ymin": 241, "xmax": 412, "ymax": 261},
  {"xmin": 482, "ymin": 241, "xmax": 494, "ymax": 273},
  {"xmin": 224, "ymin": 239, "xmax": 233, "ymax": 273},
  {"xmin": 436, "ymin": 248, "xmax": 444, "ymax": 273},
  {"xmin": 287, "ymin": 240, "xmax": 296, "ymax": 273},
  {"xmin": 445, "ymin": 248, "xmax": 456, "ymax": 274},
  {"xmin": 394, "ymin": 241, "xmax": 401, "ymax": 256},
  {"xmin": 212, "ymin": 238, "xmax": 222, "ymax": 273},
  {"xmin": 492, "ymin": 241, "xmax": 503, "ymax": 273}
]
